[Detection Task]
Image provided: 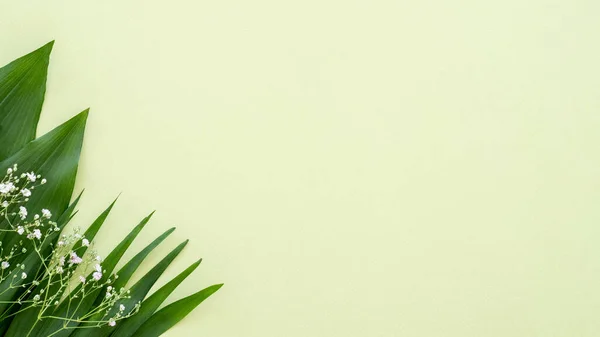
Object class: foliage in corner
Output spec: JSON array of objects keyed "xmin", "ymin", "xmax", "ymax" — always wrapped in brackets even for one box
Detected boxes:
[{"xmin": 0, "ymin": 42, "xmax": 222, "ymax": 337}]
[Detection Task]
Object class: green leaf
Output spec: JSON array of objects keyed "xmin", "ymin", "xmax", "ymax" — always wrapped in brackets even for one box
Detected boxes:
[
  {"xmin": 0, "ymin": 41, "xmax": 53, "ymax": 160},
  {"xmin": 0, "ymin": 110, "xmax": 88, "ymax": 300},
  {"xmin": 101, "ymin": 227, "xmax": 176, "ymax": 305},
  {"xmin": 72, "ymin": 240, "xmax": 189, "ymax": 337},
  {"xmin": 85, "ymin": 226, "xmax": 175, "ymax": 312},
  {"xmin": 73, "ymin": 196, "xmax": 119, "ymax": 255},
  {"xmin": 0, "ymin": 109, "xmax": 88, "ymax": 233},
  {"xmin": 0, "ymin": 190, "xmax": 83, "ymax": 320},
  {"xmin": 0, "ymin": 41, "xmax": 224, "ymax": 336},
  {"xmin": 111, "ymin": 259, "xmax": 202, "ymax": 337},
  {"xmin": 0, "ymin": 190, "xmax": 80, "ymax": 333},
  {"xmin": 131, "ymin": 284, "xmax": 223, "ymax": 337},
  {"xmin": 101, "ymin": 211, "xmax": 155, "ymax": 277},
  {"xmin": 3, "ymin": 195, "xmax": 113, "ymax": 337},
  {"xmin": 32, "ymin": 213, "xmax": 155, "ymax": 337},
  {"xmin": 58, "ymin": 190, "xmax": 84, "ymax": 223}
]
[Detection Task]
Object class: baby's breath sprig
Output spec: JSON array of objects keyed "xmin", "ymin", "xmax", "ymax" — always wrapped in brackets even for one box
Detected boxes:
[{"xmin": 0, "ymin": 165, "xmax": 137, "ymax": 332}]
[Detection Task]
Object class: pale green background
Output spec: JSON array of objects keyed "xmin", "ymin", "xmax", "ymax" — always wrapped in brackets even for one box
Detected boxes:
[{"xmin": 2, "ymin": 0, "xmax": 600, "ymax": 336}]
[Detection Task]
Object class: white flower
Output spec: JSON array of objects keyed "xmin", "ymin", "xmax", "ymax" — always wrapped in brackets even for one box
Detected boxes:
[
  {"xmin": 25, "ymin": 172, "xmax": 36, "ymax": 182},
  {"xmin": 82, "ymin": 239, "xmax": 90, "ymax": 247},
  {"xmin": 33, "ymin": 294, "xmax": 40, "ymax": 301},
  {"xmin": 119, "ymin": 304, "xmax": 125, "ymax": 311},
  {"xmin": 27, "ymin": 229, "xmax": 42, "ymax": 240},
  {"xmin": 20, "ymin": 188, "xmax": 31, "ymax": 197},
  {"xmin": 21, "ymin": 272, "xmax": 27, "ymax": 279},
  {"xmin": 6, "ymin": 168, "xmax": 12, "ymax": 174},
  {"xmin": 1, "ymin": 261, "xmax": 9, "ymax": 269},
  {"xmin": 57, "ymin": 241, "xmax": 64, "ymax": 247},
  {"xmin": 18, "ymin": 206, "xmax": 27, "ymax": 219},
  {"xmin": 41, "ymin": 179, "xmax": 47, "ymax": 184},
  {"xmin": 16, "ymin": 226, "xmax": 24, "ymax": 235},
  {"xmin": 79, "ymin": 275, "xmax": 86, "ymax": 283},
  {"xmin": 41, "ymin": 209, "xmax": 52, "ymax": 219},
  {"xmin": 69, "ymin": 252, "xmax": 82, "ymax": 265},
  {"xmin": 56, "ymin": 266, "xmax": 64, "ymax": 274},
  {"xmin": 0, "ymin": 182, "xmax": 14, "ymax": 194},
  {"xmin": 58, "ymin": 256, "xmax": 65, "ymax": 266},
  {"xmin": 92, "ymin": 271, "xmax": 103, "ymax": 281},
  {"xmin": 95, "ymin": 255, "xmax": 102, "ymax": 262},
  {"xmin": 1, "ymin": 201, "xmax": 8, "ymax": 208},
  {"xmin": 95, "ymin": 264, "xmax": 102, "ymax": 273},
  {"xmin": 108, "ymin": 318, "xmax": 116, "ymax": 327}
]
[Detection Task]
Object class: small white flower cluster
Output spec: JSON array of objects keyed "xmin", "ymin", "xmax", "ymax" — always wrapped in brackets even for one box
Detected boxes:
[
  {"xmin": 0, "ymin": 165, "xmax": 138, "ymax": 329},
  {"xmin": 0, "ymin": 164, "xmax": 47, "ymax": 223},
  {"xmin": 106, "ymin": 300, "xmax": 141, "ymax": 327}
]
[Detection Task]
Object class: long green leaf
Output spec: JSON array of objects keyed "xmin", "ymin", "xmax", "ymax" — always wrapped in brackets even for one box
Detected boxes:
[
  {"xmin": 0, "ymin": 186, "xmax": 84, "ymax": 317},
  {"xmin": 33, "ymin": 213, "xmax": 154, "ymax": 337},
  {"xmin": 0, "ymin": 191, "xmax": 82, "ymax": 333},
  {"xmin": 97, "ymin": 227, "xmax": 176, "ymax": 307},
  {"xmin": 74, "ymin": 196, "xmax": 119, "ymax": 255},
  {"xmin": 0, "ymin": 42, "xmax": 53, "ymax": 160},
  {"xmin": 101, "ymin": 212, "xmax": 155, "ymax": 277},
  {"xmin": 111, "ymin": 259, "xmax": 202, "ymax": 337},
  {"xmin": 4, "ymin": 196, "xmax": 115, "ymax": 337},
  {"xmin": 71, "ymin": 240, "xmax": 189, "ymax": 337},
  {"xmin": 131, "ymin": 284, "xmax": 223, "ymax": 337}
]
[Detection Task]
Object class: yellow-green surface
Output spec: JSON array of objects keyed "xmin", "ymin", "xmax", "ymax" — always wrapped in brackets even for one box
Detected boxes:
[{"xmin": 2, "ymin": 1, "xmax": 600, "ymax": 336}]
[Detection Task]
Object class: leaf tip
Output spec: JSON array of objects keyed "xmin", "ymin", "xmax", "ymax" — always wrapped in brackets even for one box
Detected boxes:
[
  {"xmin": 111, "ymin": 193, "xmax": 122, "ymax": 206},
  {"xmin": 74, "ymin": 189, "xmax": 85, "ymax": 200},
  {"xmin": 44, "ymin": 40, "xmax": 55, "ymax": 50},
  {"xmin": 177, "ymin": 239, "xmax": 190, "ymax": 250},
  {"xmin": 32, "ymin": 40, "xmax": 55, "ymax": 58},
  {"xmin": 62, "ymin": 108, "xmax": 89, "ymax": 129}
]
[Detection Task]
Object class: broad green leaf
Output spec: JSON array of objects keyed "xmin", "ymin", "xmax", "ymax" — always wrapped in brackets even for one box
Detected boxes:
[
  {"xmin": 111, "ymin": 259, "xmax": 202, "ymax": 337},
  {"xmin": 0, "ymin": 109, "xmax": 88, "ymax": 234},
  {"xmin": 131, "ymin": 284, "xmax": 223, "ymax": 337},
  {"xmin": 0, "ymin": 42, "xmax": 53, "ymax": 161},
  {"xmin": 0, "ymin": 110, "xmax": 88, "ymax": 305},
  {"xmin": 72, "ymin": 240, "xmax": 189, "ymax": 337}
]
